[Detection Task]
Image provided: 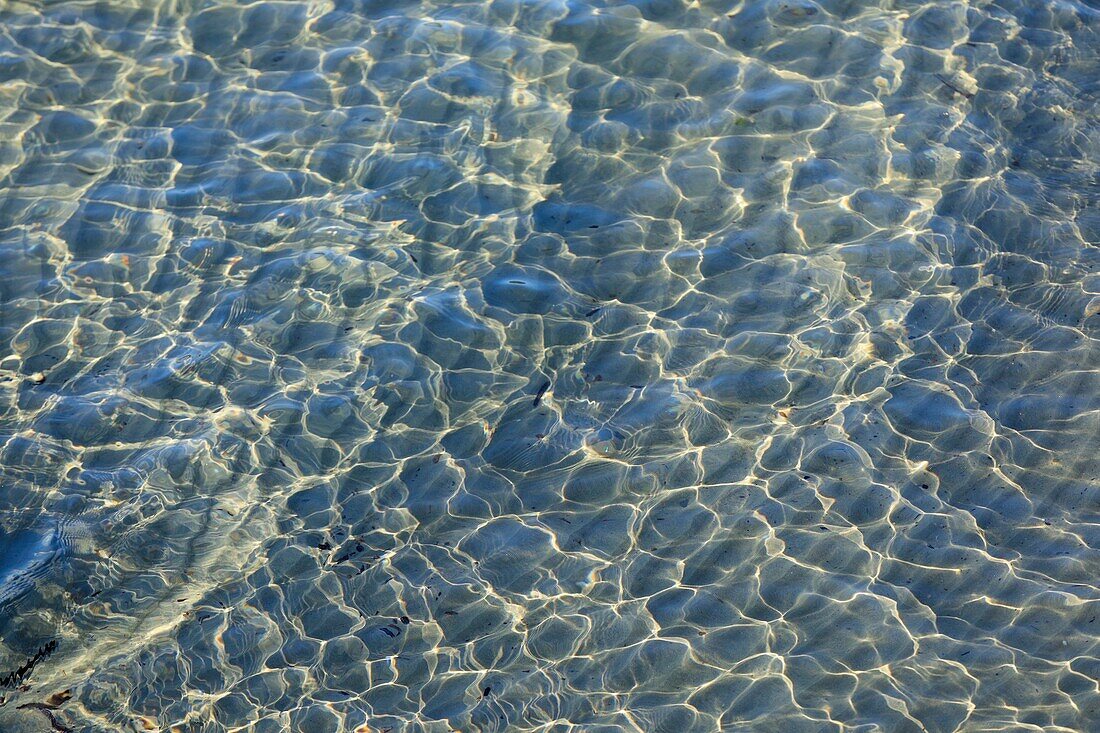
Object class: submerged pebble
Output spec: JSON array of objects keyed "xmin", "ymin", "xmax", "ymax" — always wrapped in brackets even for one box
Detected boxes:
[{"xmin": 583, "ymin": 426, "xmax": 623, "ymax": 458}]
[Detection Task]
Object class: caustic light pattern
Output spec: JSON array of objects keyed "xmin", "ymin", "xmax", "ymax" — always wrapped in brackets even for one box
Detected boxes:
[{"xmin": 0, "ymin": 0, "xmax": 1098, "ymax": 731}]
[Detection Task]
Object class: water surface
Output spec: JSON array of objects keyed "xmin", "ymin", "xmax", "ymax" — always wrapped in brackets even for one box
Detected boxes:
[{"xmin": 0, "ymin": 0, "xmax": 1099, "ymax": 730}]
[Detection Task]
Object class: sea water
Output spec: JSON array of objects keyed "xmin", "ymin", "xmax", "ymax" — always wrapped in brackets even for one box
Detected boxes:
[{"xmin": 0, "ymin": 0, "xmax": 1098, "ymax": 731}]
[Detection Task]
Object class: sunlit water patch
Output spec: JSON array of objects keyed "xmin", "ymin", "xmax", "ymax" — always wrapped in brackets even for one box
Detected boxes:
[{"xmin": 0, "ymin": 0, "xmax": 1099, "ymax": 730}]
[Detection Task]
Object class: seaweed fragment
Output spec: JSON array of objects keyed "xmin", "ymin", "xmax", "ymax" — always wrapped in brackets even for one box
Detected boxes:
[
  {"xmin": 378, "ymin": 621, "xmax": 402, "ymax": 638},
  {"xmin": 533, "ymin": 380, "xmax": 551, "ymax": 407},
  {"xmin": 934, "ymin": 73, "xmax": 974, "ymax": 99},
  {"xmin": 17, "ymin": 702, "xmax": 73, "ymax": 732},
  {"xmin": 0, "ymin": 639, "xmax": 58, "ymax": 688},
  {"xmin": 330, "ymin": 542, "xmax": 368, "ymax": 565}
]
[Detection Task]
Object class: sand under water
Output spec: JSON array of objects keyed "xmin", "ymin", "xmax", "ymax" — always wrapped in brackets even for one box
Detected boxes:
[{"xmin": 0, "ymin": 0, "xmax": 1098, "ymax": 730}]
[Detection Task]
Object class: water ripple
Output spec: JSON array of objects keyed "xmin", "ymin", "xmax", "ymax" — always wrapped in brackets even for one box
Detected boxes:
[{"xmin": 0, "ymin": 0, "xmax": 1098, "ymax": 731}]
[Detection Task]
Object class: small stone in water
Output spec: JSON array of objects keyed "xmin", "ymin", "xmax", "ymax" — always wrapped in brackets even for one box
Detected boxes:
[{"xmin": 584, "ymin": 427, "xmax": 622, "ymax": 457}]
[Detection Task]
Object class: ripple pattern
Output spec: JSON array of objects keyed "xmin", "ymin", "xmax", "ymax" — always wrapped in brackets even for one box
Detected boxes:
[{"xmin": 0, "ymin": 0, "xmax": 1098, "ymax": 731}]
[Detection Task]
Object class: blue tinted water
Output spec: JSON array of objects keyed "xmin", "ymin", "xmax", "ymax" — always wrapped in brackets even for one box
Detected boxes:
[{"xmin": 0, "ymin": 0, "xmax": 1098, "ymax": 730}]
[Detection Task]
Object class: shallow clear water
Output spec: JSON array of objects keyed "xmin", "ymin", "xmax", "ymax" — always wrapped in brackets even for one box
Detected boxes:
[{"xmin": 0, "ymin": 0, "xmax": 1098, "ymax": 730}]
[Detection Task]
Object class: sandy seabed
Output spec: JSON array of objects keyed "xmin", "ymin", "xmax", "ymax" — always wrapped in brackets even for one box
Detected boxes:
[{"xmin": 0, "ymin": 0, "xmax": 1099, "ymax": 731}]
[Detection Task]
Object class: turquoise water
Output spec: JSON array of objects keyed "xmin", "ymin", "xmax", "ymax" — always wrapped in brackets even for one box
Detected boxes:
[{"xmin": 0, "ymin": 0, "xmax": 1098, "ymax": 730}]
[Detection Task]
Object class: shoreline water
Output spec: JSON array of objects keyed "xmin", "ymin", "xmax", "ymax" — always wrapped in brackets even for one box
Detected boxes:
[{"xmin": 0, "ymin": 0, "xmax": 1098, "ymax": 730}]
